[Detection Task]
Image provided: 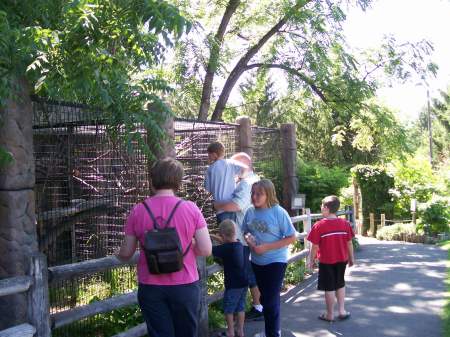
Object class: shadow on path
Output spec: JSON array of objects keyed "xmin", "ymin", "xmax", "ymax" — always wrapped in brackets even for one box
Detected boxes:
[{"xmin": 239, "ymin": 237, "xmax": 447, "ymax": 337}]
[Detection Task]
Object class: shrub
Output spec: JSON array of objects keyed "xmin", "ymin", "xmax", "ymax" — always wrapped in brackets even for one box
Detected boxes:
[
  {"xmin": 419, "ymin": 199, "xmax": 450, "ymax": 235},
  {"xmin": 376, "ymin": 223, "xmax": 420, "ymax": 242},
  {"xmin": 352, "ymin": 165, "xmax": 394, "ymax": 236},
  {"xmin": 297, "ymin": 159, "xmax": 350, "ymax": 212}
]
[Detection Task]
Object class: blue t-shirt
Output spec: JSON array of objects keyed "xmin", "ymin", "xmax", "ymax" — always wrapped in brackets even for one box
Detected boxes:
[
  {"xmin": 242, "ymin": 204, "xmax": 296, "ymax": 265},
  {"xmin": 212, "ymin": 242, "xmax": 248, "ymax": 289},
  {"xmin": 204, "ymin": 159, "xmax": 243, "ymax": 204}
]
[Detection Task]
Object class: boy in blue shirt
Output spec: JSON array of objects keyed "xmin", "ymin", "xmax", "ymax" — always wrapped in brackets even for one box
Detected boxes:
[
  {"xmin": 205, "ymin": 141, "xmax": 247, "ymax": 223},
  {"xmin": 212, "ymin": 219, "xmax": 248, "ymax": 337}
]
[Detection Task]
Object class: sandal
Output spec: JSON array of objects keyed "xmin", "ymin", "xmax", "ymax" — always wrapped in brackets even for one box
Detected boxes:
[
  {"xmin": 318, "ymin": 313, "xmax": 334, "ymax": 322},
  {"xmin": 337, "ymin": 312, "xmax": 351, "ymax": 321}
]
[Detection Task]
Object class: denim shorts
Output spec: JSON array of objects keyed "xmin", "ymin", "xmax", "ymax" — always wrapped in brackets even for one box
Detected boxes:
[{"xmin": 223, "ymin": 287, "xmax": 247, "ymax": 314}]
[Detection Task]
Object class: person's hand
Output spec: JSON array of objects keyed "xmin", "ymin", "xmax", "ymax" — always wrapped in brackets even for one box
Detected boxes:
[
  {"xmin": 308, "ymin": 259, "xmax": 316, "ymax": 270},
  {"xmin": 348, "ymin": 258, "xmax": 355, "ymax": 267},
  {"xmin": 244, "ymin": 233, "xmax": 256, "ymax": 247}
]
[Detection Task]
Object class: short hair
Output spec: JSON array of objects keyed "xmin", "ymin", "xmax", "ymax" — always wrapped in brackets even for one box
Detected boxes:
[
  {"xmin": 207, "ymin": 141, "xmax": 225, "ymax": 156},
  {"xmin": 322, "ymin": 195, "xmax": 340, "ymax": 214},
  {"xmin": 150, "ymin": 157, "xmax": 184, "ymax": 191},
  {"xmin": 219, "ymin": 219, "xmax": 236, "ymax": 239},
  {"xmin": 252, "ymin": 179, "xmax": 279, "ymax": 208}
]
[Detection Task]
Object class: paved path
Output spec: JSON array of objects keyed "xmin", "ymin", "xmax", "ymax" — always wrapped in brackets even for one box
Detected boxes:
[{"xmin": 241, "ymin": 236, "xmax": 447, "ymax": 337}]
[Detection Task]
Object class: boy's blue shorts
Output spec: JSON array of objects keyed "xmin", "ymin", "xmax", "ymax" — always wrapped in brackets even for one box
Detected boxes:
[{"xmin": 223, "ymin": 287, "xmax": 247, "ymax": 314}]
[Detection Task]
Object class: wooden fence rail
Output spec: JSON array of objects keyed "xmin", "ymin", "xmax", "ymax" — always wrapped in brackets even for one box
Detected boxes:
[
  {"xmin": 0, "ymin": 253, "xmax": 50, "ymax": 337},
  {"xmin": 1, "ymin": 208, "xmax": 353, "ymax": 337}
]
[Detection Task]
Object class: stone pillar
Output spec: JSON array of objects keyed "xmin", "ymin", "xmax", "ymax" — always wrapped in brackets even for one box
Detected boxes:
[
  {"xmin": 280, "ymin": 123, "xmax": 298, "ymax": 215},
  {"xmin": 235, "ymin": 116, "xmax": 252, "ymax": 157},
  {"xmin": 0, "ymin": 78, "xmax": 38, "ymax": 329}
]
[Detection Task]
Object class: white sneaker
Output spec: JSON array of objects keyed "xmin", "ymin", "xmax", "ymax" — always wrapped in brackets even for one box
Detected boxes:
[{"xmin": 253, "ymin": 332, "xmax": 265, "ymax": 337}]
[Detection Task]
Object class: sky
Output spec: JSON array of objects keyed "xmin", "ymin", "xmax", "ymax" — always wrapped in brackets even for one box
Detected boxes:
[{"xmin": 343, "ymin": 0, "xmax": 450, "ymax": 122}]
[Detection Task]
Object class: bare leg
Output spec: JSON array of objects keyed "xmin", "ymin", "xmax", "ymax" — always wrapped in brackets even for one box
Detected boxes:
[
  {"xmin": 236, "ymin": 311, "xmax": 245, "ymax": 337},
  {"xmin": 324, "ymin": 291, "xmax": 335, "ymax": 320},
  {"xmin": 336, "ymin": 286, "xmax": 347, "ymax": 316},
  {"xmin": 225, "ymin": 313, "xmax": 235, "ymax": 337},
  {"xmin": 250, "ymin": 286, "xmax": 261, "ymax": 306}
]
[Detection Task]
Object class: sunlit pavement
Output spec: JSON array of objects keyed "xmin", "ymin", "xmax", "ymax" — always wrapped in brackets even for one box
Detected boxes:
[{"xmin": 240, "ymin": 236, "xmax": 447, "ymax": 337}]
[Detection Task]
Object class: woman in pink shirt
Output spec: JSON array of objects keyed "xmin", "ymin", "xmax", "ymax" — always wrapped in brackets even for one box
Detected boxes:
[{"xmin": 117, "ymin": 158, "xmax": 212, "ymax": 337}]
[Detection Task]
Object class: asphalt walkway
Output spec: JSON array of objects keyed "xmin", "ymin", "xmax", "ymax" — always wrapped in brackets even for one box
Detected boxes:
[{"xmin": 242, "ymin": 236, "xmax": 448, "ymax": 337}]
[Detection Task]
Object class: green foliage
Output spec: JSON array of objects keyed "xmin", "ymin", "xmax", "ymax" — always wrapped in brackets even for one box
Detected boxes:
[
  {"xmin": 376, "ymin": 223, "xmax": 417, "ymax": 241},
  {"xmin": 388, "ymin": 154, "xmax": 437, "ymax": 218},
  {"xmin": 419, "ymin": 199, "xmax": 450, "ymax": 235},
  {"xmin": 0, "ymin": 0, "xmax": 191, "ymax": 161},
  {"xmin": 298, "ymin": 159, "xmax": 350, "ymax": 212},
  {"xmin": 284, "ymin": 259, "xmax": 306, "ymax": 286},
  {"xmin": 439, "ymin": 240, "xmax": 450, "ymax": 337},
  {"xmin": 170, "ymin": 0, "xmax": 436, "ymax": 127},
  {"xmin": 352, "ymin": 165, "xmax": 395, "ymax": 235}
]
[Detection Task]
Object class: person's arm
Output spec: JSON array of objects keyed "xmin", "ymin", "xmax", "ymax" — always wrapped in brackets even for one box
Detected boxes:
[
  {"xmin": 193, "ymin": 227, "xmax": 212, "ymax": 256},
  {"xmin": 116, "ymin": 235, "xmax": 138, "ymax": 262},
  {"xmin": 214, "ymin": 200, "xmax": 241, "ymax": 212},
  {"xmin": 308, "ymin": 244, "xmax": 319, "ymax": 269},
  {"xmin": 347, "ymin": 240, "xmax": 355, "ymax": 267},
  {"xmin": 209, "ymin": 233, "xmax": 224, "ymax": 243},
  {"xmin": 246, "ymin": 234, "xmax": 296, "ymax": 255}
]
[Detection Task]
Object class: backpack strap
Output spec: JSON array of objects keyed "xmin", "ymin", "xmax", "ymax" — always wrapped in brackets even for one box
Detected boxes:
[
  {"xmin": 142, "ymin": 201, "xmax": 160, "ymax": 229},
  {"xmin": 142, "ymin": 199, "xmax": 191, "ymax": 255}
]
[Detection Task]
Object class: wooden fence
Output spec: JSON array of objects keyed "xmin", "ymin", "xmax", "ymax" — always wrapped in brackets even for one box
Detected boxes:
[
  {"xmin": 0, "ymin": 208, "xmax": 353, "ymax": 337},
  {"xmin": 0, "ymin": 253, "xmax": 51, "ymax": 337}
]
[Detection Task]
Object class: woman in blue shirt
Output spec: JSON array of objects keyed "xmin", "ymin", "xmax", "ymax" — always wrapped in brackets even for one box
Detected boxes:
[{"xmin": 242, "ymin": 179, "xmax": 296, "ymax": 337}]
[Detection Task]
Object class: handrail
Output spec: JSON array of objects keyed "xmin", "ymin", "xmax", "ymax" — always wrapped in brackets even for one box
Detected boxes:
[
  {"xmin": 0, "ymin": 253, "xmax": 51, "ymax": 337},
  {"xmin": 0, "ymin": 276, "xmax": 32, "ymax": 297}
]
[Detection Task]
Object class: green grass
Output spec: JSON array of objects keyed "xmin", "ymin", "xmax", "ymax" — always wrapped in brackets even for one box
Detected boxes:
[{"xmin": 438, "ymin": 240, "xmax": 450, "ymax": 337}]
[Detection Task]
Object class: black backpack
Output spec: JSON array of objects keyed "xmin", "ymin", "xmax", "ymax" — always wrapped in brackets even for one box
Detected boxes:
[{"xmin": 142, "ymin": 199, "xmax": 191, "ymax": 274}]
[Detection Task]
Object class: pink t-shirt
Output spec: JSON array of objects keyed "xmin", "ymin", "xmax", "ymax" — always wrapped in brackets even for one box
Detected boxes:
[{"xmin": 124, "ymin": 195, "xmax": 207, "ymax": 285}]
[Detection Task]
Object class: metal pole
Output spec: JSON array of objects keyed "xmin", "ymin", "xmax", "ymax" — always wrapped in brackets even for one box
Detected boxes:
[{"xmin": 427, "ymin": 89, "xmax": 433, "ymax": 166}]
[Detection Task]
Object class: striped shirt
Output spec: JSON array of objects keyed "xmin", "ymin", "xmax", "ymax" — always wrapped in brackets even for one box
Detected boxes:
[{"xmin": 307, "ymin": 218, "xmax": 354, "ymax": 264}]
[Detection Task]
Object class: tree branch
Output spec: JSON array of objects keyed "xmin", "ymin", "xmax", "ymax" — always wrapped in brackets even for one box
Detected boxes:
[
  {"xmin": 198, "ymin": 0, "xmax": 241, "ymax": 121},
  {"xmin": 210, "ymin": 0, "xmax": 314, "ymax": 120},
  {"xmin": 245, "ymin": 63, "xmax": 328, "ymax": 103}
]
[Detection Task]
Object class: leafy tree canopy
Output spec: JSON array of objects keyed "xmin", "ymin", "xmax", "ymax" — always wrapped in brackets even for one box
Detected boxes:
[
  {"xmin": 167, "ymin": 0, "xmax": 436, "ymax": 165},
  {"xmin": 0, "ymin": 0, "xmax": 190, "ymax": 162}
]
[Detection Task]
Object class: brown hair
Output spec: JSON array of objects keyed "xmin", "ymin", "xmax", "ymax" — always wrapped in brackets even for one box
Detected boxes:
[
  {"xmin": 252, "ymin": 179, "xmax": 279, "ymax": 208},
  {"xmin": 322, "ymin": 195, "xmax": 340, "ymax": 214},
  {"xmin": 219, "ymin": 219, "xmax": 236, "ymax": 240},
  {"xmin": 207, "ymin": 141, "xmax": 225, "ymax": 156},
  {"xmin": 150, "ymin": 157, "xmax": 184, "ymax": 191}
]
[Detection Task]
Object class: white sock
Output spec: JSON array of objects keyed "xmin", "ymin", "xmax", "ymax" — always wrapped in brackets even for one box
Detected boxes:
[{"xmin": 253, "ymin": 304, "xmax": 263, "ymax": 312}]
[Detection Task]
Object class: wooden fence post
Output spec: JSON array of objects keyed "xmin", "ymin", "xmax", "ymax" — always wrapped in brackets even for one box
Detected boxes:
[
  {"xmin": 302, "ymin": 208, "xmax": 312, "ymax": 251},
  {"xmin": 380, "ymin": 214, "xmax": 385, "ymax": 228},
  {"xmin": 28, "ymin": 253, "xmax": 51, "ymax": 337},
  {"xmin": 197, "ymin": 256, "xmax": 208, "ymax": 337},
  {"xmin": 281, "ymin": 123, "xmax": 298, "ymax": 215},
  {"xmin": 235, "ymin": 116, "xmax": 253, "ymax": 157},
  {"xmin": 369, "ymin": 213, "xmax": 375, "ymax": 237}
]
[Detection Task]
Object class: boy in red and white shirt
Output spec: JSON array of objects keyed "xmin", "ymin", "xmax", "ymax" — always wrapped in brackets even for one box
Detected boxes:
[{"xmin": 307, "ymin": 195, "xmax": 355, "ymax": 323}]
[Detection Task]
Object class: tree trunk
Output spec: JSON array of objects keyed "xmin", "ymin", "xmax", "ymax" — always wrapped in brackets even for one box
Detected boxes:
[
  {"xmin": 0, "ymin": 77, "xmax": 38, "ymax": 329},
  {"xmin": 197, "ymin": 0, "xmax": 241, "ymax": 121},
  {"xmin": 210, "ymin": 0, "xmax": 312, "ymax": 121}
]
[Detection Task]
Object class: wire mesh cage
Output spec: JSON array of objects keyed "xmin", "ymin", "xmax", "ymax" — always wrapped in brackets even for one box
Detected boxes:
[
  {"xmin": 32, "ymin": 98, "xmax": 284, "ymax": 336},
  {"xmin": 174, "ymin": 118, "xmax": 239, "ymax": 232},
  {"xmin": 251, "ymin": 126, "xmax": 283, "ymax": 200}
]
